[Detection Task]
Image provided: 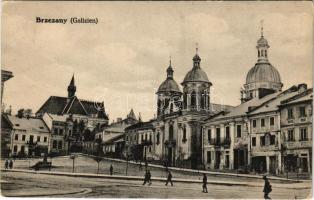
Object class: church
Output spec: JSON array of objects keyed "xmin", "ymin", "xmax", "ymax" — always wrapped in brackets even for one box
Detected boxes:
[{"xmin": 154, "ymin": 48, "xmax": 233, "ymax": 169}]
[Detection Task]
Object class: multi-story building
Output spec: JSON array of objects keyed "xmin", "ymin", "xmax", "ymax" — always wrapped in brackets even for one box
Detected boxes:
[
  {"xmin": 203, "ymin": 27, "xmax": 284, "ymax": 172},
  {"xmin": 248, "ymin": 85, "xmax": 306, "ymax": 174},
  {"xmin": 42, "ymin": 113, "xmax": 73, "ymax": 155},
  {"xmin": 1, "ymin": 114, "xmax": 51, "ymax": 157},
  {"xmin": 279, "ymin": 87, "xmax": 312, "ymax": 174},
  {"xmin": 124, "ymin": 120, "xmax": 155, "ymax": 161},
  {"xmin": 1, "ymin": 69, "xmax": 13, "ymax": 103},
  {"xmin": 36, "ymin": 75, "xmax": 109, "ymax": 130}
]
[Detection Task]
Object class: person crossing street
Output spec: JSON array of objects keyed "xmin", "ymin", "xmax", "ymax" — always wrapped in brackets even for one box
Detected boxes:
[
  {"xmin": 202, "ymin": 173, "xmax": 208, "ymax": 193},
  {"xmin": 165, "ymin": 170, "xmax": 173, "ymax": 186}
]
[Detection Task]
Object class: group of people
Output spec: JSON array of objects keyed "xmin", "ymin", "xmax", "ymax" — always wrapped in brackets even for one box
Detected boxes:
[{"xmin": 4, "ymin": 159, "xmax": 13, "ymax": 169}]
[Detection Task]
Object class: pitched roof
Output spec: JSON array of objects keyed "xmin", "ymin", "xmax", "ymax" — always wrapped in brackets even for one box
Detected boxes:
[
  {"xmin": 206, "ymin": 92, "xmax": 279, "ymax": 121},
  {"xmin": 36, "ymin": 96, "xmax": 108, "ymax": 120},
  {"xmin": 248, "ymin": 88, "xmax": 301, "ymax": 115},
  {"xmin": 125, "ymin": 120, "xmax": 155, "ymax": 132},
  {"xmin": 102, "ymin": 133, "xmax": 124, "ymax": 144},
  {"xmin": 5, "ymin": 115, "xmax": 50, "ymax": 133},
  {"xmin": 280, "ymin": 88, "xmax": 313, "ymax": 106}
]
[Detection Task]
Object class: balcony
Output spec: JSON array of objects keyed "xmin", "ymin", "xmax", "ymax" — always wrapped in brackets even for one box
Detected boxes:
[{"xmin": 165, "ymin": 139, "xmax": 176, "ymax": 148}]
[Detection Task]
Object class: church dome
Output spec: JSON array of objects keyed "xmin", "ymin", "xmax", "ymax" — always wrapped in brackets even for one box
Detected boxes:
[
  {"xmin": 182, "ymin": 68, "xmax": 210, "ymax": 83},
  {"xmin": 157, "ymin": 78, "xmax": 181, "ymax": 93},
  {"xmin": 246, "ymin": 62, "xmax": 282, "ymax": 84},
  {"xmin": 257, "ymin": 36, "xmax": 269, "ymax": 47}
]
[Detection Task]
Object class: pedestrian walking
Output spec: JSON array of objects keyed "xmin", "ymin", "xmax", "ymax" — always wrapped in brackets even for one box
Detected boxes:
[
  {"xmin": 165, "ymin": 170, "xmax": 173, "ymax": 186},
  {"xmin": 110, "ymin": 164, "xmax": 113, "ymax": 175},
  {"xmin": 4, "ymin": 160, "xmax": 8, "ymax": 169},
  {"xmin": 9, "ymin": 160, "xmax": 13, "ymax": 169},
  {"xmin": 263, "ymin": 175, "xmax": 272, "ymax": 199},
  {"xmin": 143, "ymin": 170, "xmax": 149, "ymax": 185},
  {"xmin": 202, "ymin": 173, "xmax": 208, "ymax": 193},
  {"xmin": 147, "ymin": 170, "xmax": 152, "ymax": 185}
]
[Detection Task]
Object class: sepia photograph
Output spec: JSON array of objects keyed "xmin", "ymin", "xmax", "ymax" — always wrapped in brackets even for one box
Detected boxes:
[{"xmin": 1, "ymin": 1, "xmax": 313, "ymax": 199}]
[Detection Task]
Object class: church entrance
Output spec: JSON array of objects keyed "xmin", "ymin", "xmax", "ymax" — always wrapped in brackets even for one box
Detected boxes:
[
  {"xmin": 167, "ymin": 147, "xmax": 174, "ymax": 167},
  {"xmin": 215, "ymin": 151, "xmax": 221, "ymax": 169}
]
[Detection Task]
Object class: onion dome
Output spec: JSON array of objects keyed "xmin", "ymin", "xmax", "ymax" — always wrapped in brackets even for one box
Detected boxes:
[
  {"xmin": 157, "ymin": 60, "xmax": 181, "ymax": 94},
  {"xmin": 182, "ymin": 48, "xmax": 211, "ymax": 84}
]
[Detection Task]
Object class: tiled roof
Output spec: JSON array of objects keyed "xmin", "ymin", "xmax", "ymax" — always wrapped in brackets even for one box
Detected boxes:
[
  {"xmin": 5, "ymin": 115, "xmax": 50, "ymax": 133},
  {"xmin": 102, "ymin": 133, "xmax": 124, "ymax": 144},
  {"xmin": 207, "ymin": 92, "xmax": 279, "ymax": 121},
  {"xmin": 36, "ymin": 96, "xmax": 108, "ymax": 120},
  {"xmin": 125, "ymin": 120, "xmax": 155, "ymax": 132},
  {"xmin": 280, "ymin": 88, "xmax": 313, "ymax": 106}
]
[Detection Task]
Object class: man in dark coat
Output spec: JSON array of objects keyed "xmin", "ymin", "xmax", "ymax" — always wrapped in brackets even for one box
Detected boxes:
[
  {"xmin": 9, "ymin": 160, "xmax": 13, "ymax": 169},
  {"xmin": 4, "ymin": 160, "xmax": 8, "ymax": 169},
  {"xmin": 165, "ymin": 170, "xmax": 173, "ymax": 186},
  {"xmin": 110, "ymin": 165, "xmax": 113, "ymax": 175},
  {"xmin": 202, "ymin": 173, "xmax": 208, "ymax": 193},
  {"xmin": 143, "ymin": 170, "xmax": 152, "ymax": 186},
  {"xmin": 263, "ymin": 175, "xmax": 272, "ymax": 199}
]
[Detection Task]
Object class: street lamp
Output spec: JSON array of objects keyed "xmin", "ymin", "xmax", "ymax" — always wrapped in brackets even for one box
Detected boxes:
[{"xmin": 70, "ymin": 154, "xmax": 76, "ymax": 173}]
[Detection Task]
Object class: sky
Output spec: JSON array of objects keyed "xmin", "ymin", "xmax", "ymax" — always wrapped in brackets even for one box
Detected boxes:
[{"xmin": 2, "ymin": 1, "xmax": 312, "ymax": 122}]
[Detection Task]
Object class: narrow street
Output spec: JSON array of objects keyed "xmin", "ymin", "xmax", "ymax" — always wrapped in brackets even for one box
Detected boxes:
[{"xmin": 1, "ymin": 171, "xmax": 311, "ymax": 199}]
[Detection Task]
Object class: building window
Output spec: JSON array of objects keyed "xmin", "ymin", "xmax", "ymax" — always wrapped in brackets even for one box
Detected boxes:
[
  {"xmin": 37, "ymin": 136, "xmax": 40, "ymax": 142},
  {"xmin": 169, "ymin": 124, "xmax": 174, "ymax": 140},
  {"xmin": 261, "ymin": 119, "xmax": 265, "ymax": 127},
  {"xmin": 69, "ymin": 130, "xmax": 72, "ymax": 136},
  {"xmin": 236, "ymin": 125, "xmax": 241, "ymax": 138},
  {"xmin": 252, "ymin": 137, "xmax": 256, "ymax": 146},
  {"xmin": 15, "ymin": 134, "xmax": 19, "ymax": 140},
  {"xmin": 13, "ymin": 145, "xmax": 18, "ymax": 153},
  {"xmin": 59, "ymin": 129, "xmax": 64, "ymax": 135},
  {"xmin": 260, "ymin": 136, "xmax": 265, "ymax": 146},
  {"xmin": 207, "ymin": 151, "xmax": 211, "ymax": 164},
  {"xmin": 216, "ymin": 128, "xmax": 221, "ymax": 144},
  {"xmin": 191, "ymin": 91, "xmax": 196, "ymax": 107},
  {"xmin": 156, "ymin": 132, "xmax": 160, "ymax": 145},
  {"xmin": 126, "ymin": 136, "xmax": 129, "ymax": 141},
  {"xmin": 58, "ymin": 141, "xmax": 63, "ymax": 149},
  {"xmin": 141, "ymin": 134, "xmax": 144, "ymax": 142},
  {"xmin": 270, "ymin": 135, "xmax": 275, "ymax": 145},
  {"xmin": 287, "ymin": 129, "xmax": 294, "ymax": 141},
  {"xmin": 21, "ymin": 146, "xmax": 25, "ymax": 153},
  {"xmin": 300, "ymin": 128, "xmax": 308, "ymax": 141},
  {"xmin": 207, "ymin": 129, "xmax": 211, "ymax": 143},
  {"xmin": 270, "ymin": 117, "xmax": 274, "ymax": 126},
  {"xmin": 149, "ymin": 146, "xmax": 152, "ymax": 153},
  {"xmin": 182, "ymin": 126, "xmax": 187, "ymax": 143},
  {"xmin": 288, "ymin": 108, "xmax": 294, "ymax": 119},
  {"xmin": 54, "ymin": 128, "xmax": 58, "ymax": 134},
  {"xmin": 149, "ymin": 134, "xmax": 152, "ymax": 142},
  {"xmin": 225, "ymin": 126, "xmax": 230, "ymax": 139},
  {"xmin": 253, "ymin": 120, "xmax": 257, "ymax": 128},
  {"xmin": 22, "ymin": 135, "xmax": 26, "ymax": 141},
  {"xmin": 299, "ymin": 106, "xmax": 306, "ymax": 117},
  {"xmin": 53, "ymin": 140, "xmax": 57, "ymax": 148},
  {"xmin": 44, "ymin": 137, "xmax": 47, "ymax": 142}
]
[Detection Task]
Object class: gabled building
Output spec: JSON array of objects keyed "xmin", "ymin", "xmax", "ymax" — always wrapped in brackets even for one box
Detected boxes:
[{"xmin": 36, "ymin": 75, "xmax": 109, "ymax": 129}]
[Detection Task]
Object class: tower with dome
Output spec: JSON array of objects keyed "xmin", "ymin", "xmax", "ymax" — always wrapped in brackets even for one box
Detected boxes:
[{"xmin": 241, "ymin": 26, "xmax": 283, "ymax": 103}]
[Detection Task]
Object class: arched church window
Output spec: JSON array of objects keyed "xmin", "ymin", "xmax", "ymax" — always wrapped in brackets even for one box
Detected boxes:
[
  {"xmin": 183, "ymin": 93, "xmax": 187, "ymax": 109},
  {"xmin": 156, "ymin": 132, "xmax": 160, "ymax": 145},
  {"xmin": 258, "ymin": 50, "xmax": 260, "ymax": 57},
  {"xmin": 169, "ymin": 124, "xmax": 174, "ymax": 140},
  {"xmin": 265, "ymin": 50, "xmax": 267, "ymax": 57},
  {"xmin": 201, "ymin": 92, "xmax": 205, "ymax": 109},
  {"xmin": 182, "ymin": 125, "xmax": 187, "ymax": 143},
  {"xmin": 191, "ymin": 91, "xmax": 196, "ymax": 107},
  {"xmin": 170, "ymin": 103, "xmax": 173, "ymax": 113}
]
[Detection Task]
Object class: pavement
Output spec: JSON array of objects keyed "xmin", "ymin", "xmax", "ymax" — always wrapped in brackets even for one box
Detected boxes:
[{"xmin": 1, "ymin": 170, "xmax": 312, "ymax": 199}]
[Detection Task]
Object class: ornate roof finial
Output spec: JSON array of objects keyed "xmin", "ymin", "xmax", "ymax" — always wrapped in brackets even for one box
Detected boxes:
[
  {"xmin": 169, "ymin": 55, "xmax": 172, "ymax": 66},
  {"xmin": 261, "ymin": 19, "xmax": 264, "ymax": 37}
]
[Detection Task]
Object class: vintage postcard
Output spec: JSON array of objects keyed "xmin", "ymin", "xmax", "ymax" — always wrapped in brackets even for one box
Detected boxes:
[{"xmin": 1, "ymin": 1, "xmax": 312, "ymax": 199}]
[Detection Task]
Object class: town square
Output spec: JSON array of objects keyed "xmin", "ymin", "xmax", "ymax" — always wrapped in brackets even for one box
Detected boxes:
[{"xmin": 1, "ymin": 1, "xmax": 312, "ymax": 199}]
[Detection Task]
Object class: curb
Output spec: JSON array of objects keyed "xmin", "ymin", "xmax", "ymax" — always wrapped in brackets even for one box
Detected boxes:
[{"xmin": 2, "ymin": 169, "xmax": 311, "ymax": 189}]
